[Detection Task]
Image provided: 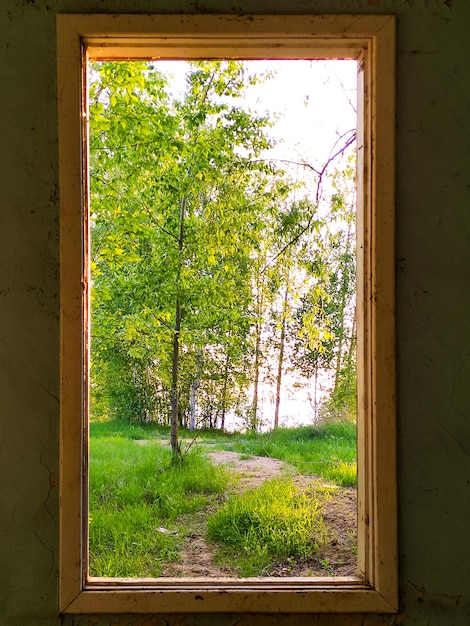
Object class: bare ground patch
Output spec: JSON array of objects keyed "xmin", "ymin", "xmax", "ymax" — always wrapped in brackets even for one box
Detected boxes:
[{"xmin": 163, "ymin": 449, "xmax": 357, "ymax": 578}]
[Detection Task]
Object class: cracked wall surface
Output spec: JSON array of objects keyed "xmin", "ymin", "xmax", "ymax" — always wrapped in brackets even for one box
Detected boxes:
[{"xmin": 1, "ymin": 0, "xmax": 469, "ymax": 624}]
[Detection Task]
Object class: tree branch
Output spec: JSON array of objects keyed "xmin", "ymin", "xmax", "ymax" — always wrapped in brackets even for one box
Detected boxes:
[{"xmin": 261, "ymin": 130, "xmax": 356, "ymax": 273}]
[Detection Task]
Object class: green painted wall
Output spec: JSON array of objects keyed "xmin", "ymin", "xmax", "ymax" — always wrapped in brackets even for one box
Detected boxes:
[{"xmin": 1, "ymin": 0, "xmax": 469, "ymax": 624}]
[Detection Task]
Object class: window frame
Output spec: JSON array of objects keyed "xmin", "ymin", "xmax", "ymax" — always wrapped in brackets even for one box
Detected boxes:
[{"xmin": 58, "ymin": 13, "xmax": 397, "ymax": 615}]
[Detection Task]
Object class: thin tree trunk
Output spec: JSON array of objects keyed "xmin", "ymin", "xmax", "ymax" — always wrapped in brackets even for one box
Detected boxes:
[
  {"xmin": 252, "ymin": 322, "xmax": 261, "ymax": 430},
  {"xmin": 313, "ymin": 363, "xmax": 318, "ymax": 422},
  {"xmin": 170, "ymin": 196, "xmax": 187, "ymax": 462},
  {"xmin": 220, "ymin": 353, "xmax": 230, "ymax": 431},
  {"xmin": 344, "ymin": 308, "xmax": 357, "ymax": 394},
  {"xmin": 189, "ymin": 348, "xmax": 203, "ymax": 432},
  {"xmin": 274, "ymin": 273, "xmax": 290, "ymax": 429},
  {"xmin": 334, "ymin": 221, "xmax": 353, "ymax": 392},
  {"xmin": 334, "ymin": 317, "xmax": 345, "ymax": 391},
  {"xmin": 251, "ymin": 280, "xmax": 264, "ymax": 431},
  {"xmin": 170, "ymin": 301, "xmax": 182, "ymax": 460}
]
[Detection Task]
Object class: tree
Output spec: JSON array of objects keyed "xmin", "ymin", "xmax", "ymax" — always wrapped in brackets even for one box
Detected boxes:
[
  {"xmin": 89, "ymin": 59, "xmax": 358, "ymax": 447},
  {"xmin": 89, "ymin": 60, "xmax": 292, "ymax": 457},
  {"xmin": 291, "ymin": 158, "xmax": 357, "ymax": 420}
]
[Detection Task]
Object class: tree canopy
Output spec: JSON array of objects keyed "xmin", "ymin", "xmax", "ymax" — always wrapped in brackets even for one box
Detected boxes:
[{"xmin": 88, "ymin": 60, "xmax": 357, "ymax": 458}]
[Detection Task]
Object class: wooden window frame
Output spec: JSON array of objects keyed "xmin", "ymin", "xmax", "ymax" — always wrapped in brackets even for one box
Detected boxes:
[{"xmin": 58, "ymin": 13, "xmax": 397, "ymax": 615}]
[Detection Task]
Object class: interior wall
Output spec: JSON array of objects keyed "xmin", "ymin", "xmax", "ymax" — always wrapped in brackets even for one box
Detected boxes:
[{"xmin": 1, "ymin": 0, "xmax": 469, "ymax": 624}]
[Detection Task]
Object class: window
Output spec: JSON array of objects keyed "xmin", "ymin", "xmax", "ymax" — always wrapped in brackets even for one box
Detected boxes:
[{"xmin": 58, "ymin": 13, "xmax": 397, "ymax": 615}]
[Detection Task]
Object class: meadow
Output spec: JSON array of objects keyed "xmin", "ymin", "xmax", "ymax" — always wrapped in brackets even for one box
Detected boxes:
[{"xmin": 89, "ymin": 420, "xmax": 356, "ymax": 577}]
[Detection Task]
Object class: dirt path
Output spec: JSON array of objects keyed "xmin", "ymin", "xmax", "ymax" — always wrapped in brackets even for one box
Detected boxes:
[{"xmin": 163, "ymin": 449, "xmax": 357, "ymax": 578}]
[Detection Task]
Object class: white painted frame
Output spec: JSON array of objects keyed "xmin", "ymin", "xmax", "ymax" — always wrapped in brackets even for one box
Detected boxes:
[{"xmin": 58, "ymin": 13, "xmax": 397, "ymax": 615}]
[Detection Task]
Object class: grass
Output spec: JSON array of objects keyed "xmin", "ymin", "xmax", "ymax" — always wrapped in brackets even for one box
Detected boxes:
[
  {"xmin": 207, "ymin": 478, "xmax": 329, "ymax": 576},
  {"xmin": 90, "ymin": 419, "xmax": 168, "ymax": 440},
  {"xmin": 89, "ymin": 418, "xmax": 356, "ymax": 577},
  {"xmin": 89, "ymin": 434, "xmax": 231, "ymax": 577},
  {"xmin": 90, "ymin": 420, "xmax": 357, "ymax": 487},
  {"xmin": 214, "ymin": 421, "xmax": 357, "ymax": 487}
]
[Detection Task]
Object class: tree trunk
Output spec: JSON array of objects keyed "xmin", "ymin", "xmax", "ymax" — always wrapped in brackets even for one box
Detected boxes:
[
  {"xmin": 170, "ymin": 301, "xmax": 182, "ymax": 461},
  {"xmin": 220, "ymin": 353, "xmax": 230, "ymax": 431},
  {"xmin": 313, "ymin": 363, "xmax": 318, "ymax": 422},
  {"xmin": 274, "ymin": 272, "xmax": 290, "ymax": 429},
  {"xmin": 170, "ymin": 196, "xmax": 187, "ymax": 462},
  {"xmin": 344, "ymin": 307, "xmax": 357, "ymax": 400},
  {"xmin": 251, "ymin": 280, "xmax": 265, "ymax": 431},
  {"xmin": 334, "ymin": 221, "xmax": 353, "ymax": 393},
  {"xmin": 189, "ymin": 349, "xmax": 203, "ymax": 431}
]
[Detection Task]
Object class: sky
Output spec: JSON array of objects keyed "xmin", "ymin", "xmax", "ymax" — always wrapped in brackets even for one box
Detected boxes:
[{"xmin": 155, "ymin": 59, "xmax": 358, "ymax": 175}]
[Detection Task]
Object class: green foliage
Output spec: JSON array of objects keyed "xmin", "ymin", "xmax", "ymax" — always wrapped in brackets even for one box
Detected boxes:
[
  {"xmin": 89, "ymin": 59, "xmax": 357, "ymax": 439},
  {"xmin": 90, "ymin": 350, "xmax": 144, "ymax": 422},
  {"xmin": 320, "ymin": 364, "xmax": 357, "ymax": 422},
  {"xmin": 207, "ymin": 478, "xmax": 328, "ymax": 576},
  {"xmin": 292, "ymin": 159, "xmax": 356, "ymax": 407},
  {"xmin": 89, "ymin": 419, "xmax": 169, "ymax": 440},
  {"xmin": 89, "ymin": 60, "xmax": 291, "ymax": 434}
]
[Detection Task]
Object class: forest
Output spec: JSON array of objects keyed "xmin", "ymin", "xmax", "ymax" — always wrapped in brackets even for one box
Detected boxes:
[{"xmin": 88, "ymin": 60, "xmax": 357, "ymax": 460}]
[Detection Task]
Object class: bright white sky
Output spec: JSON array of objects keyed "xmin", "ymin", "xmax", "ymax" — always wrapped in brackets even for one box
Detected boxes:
[{"xmin": 155, "ymin": 59, "xmax": 357, "ymax": 175}]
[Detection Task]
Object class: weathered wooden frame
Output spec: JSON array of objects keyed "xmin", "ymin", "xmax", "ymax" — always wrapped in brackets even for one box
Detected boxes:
[{"xmin": 58, "ymin": 13, "xmax": 397, "ymax": 615}]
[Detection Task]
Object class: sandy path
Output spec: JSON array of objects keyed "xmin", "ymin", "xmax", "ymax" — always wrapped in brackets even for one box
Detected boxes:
[{"xmin": 162, "ymin": 448, "xmax": 357, "ymax": 578}]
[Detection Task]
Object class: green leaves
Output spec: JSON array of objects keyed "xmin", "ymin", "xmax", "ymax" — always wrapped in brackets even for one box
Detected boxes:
[
  {"xmin": 89, "ymin": 59, "xmax": 357, "ymax": 430},
  {"xmin": 89, "ymin": 60, "xmax": 282, "ymax": 426}
]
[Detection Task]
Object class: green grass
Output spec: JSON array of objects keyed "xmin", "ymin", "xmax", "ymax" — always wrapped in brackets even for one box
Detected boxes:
[
  {"xmin": 89, "ymin": 420, "xmax": 356, "ymax": 487},
  {"xmin": 207, "ymin": 478, "xmax": 329, "ymax": 576},
  {"xmin": 215, "ymin": 421, "xmax": 357, "ymax": 487},
  {"xmin": 88, "ymin": 418, "xmax": 356, "ymax": 577},
  {"xmin": 90, "ymin": 419, "xmax": 169, "ymax": 441},
  {"xmin": 89, "ymin": 435, "xmax": 230, "ymax": 577},
  {"xmin": 90, "ymin": 420, "xmax": 238, "ymax": 445}
]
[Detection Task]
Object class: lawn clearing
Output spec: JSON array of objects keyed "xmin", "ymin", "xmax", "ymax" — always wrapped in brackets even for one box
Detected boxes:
[
  {"xmin": 212, "ymin": 422, "xmax": 357, "ymax": 487},
  {"xmin": 89, "ymin": 420, "xmax": 356, "ymax": 577},
  {"xmin": 89, "ymin": 435, "xmax": 231, "ymax": 577}
]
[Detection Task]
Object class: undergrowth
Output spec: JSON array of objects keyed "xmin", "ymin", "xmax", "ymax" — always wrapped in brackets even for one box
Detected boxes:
[
  {"xmin": 89, "ymin": 437, "xmax": 230, "ymax": 577},
  {"xmin": 207, "ymin": 478, "xmax": 329, "ymax": 576}
]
